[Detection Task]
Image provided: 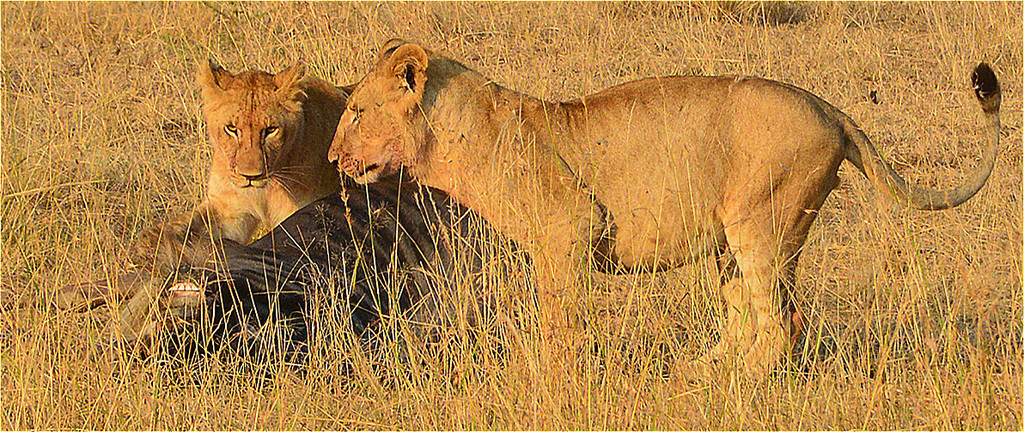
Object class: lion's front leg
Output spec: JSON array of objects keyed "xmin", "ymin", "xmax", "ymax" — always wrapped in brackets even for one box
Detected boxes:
[
  {"xmin": 526, "ymin": 199, "xmax": 608, "ymax": 365},
  {"xmin": 522, "ymin": 231, "xmax": 590, "ymax": 400},
  {"xmin": 131, "ymin": 199, "xmax": 257, "ymax": 279},
  {"xmin": 101, "ymin": 272, "xmax": 211, "ymax": 358},
  {"xmin": 55, "ymin": 196, "xmax": 258, "ymax": 351},
  {"xmin": 532, "ymin": 235, "xmax": 586, "ymax": 344}
]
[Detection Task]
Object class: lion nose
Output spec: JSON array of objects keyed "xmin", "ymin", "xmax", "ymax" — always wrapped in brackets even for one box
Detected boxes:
[
  {"xmin": 327, "ymin": 143, "xmax": 341, "ymax": 163},
  {"xmin": 234, "ymin": 159, "xmax": 267, "ymax": 179}
]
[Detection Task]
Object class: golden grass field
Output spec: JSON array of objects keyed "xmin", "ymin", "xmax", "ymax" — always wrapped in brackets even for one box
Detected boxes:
[{"xmin": 2, "ymin": 2, "xmax": 1021, "ymax": 429}]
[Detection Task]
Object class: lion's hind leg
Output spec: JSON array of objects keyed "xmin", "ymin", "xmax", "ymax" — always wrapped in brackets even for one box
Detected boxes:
[
  {"xmin": 688, "ymin": 223, "xmax": 798, "ymax": 379},
  {"xmin": 698, "ymin": 276, "xmax": 756, "ymax": 364},
  {"xmin": 732, "ymin": 245, "xmax": 796, "ymax": 378}
]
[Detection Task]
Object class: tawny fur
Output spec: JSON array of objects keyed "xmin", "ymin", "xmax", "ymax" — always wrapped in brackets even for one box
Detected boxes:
[
  {"xmin": 58, "ymin": 62, "xmax": 350, "ymax": 310},
  {"xmin": 330, "ymin": 40, "xmax": 1001, "ymax": 376}
]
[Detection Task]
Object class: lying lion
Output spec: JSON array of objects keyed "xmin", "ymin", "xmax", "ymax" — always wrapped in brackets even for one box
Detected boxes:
[
  {"xmin": 329, "ymin": 39, "xmax": 1001, "ymax": 376},
  {"xmin": 58, "ymin": 61, "xmax": 349, "ymax": 310}
]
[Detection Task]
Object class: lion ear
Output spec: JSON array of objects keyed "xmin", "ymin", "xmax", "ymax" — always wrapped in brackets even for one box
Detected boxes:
[
  {"xmin": 274, "ymin": 63, "xmax": 307, "ymax": 105},
  {"xmin": 379, "ymin": 38, "xmax": 409, "ymax": 60},
  {"xmin": 384, "ymin": 44, "xmax": 429, "ymax": 96},
  {"xmin": 274, "ymin": 63, "xmax": 306, "ymax": 90},
  {"xmin": 197, "ymin": 59, "xmax": 232, "ymax": 92}
]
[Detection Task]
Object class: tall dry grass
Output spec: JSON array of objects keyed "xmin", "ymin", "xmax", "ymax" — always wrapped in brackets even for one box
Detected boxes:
[{"xmin": 2, "ymin": 2, "xmax": 1021, "ymax": 429}]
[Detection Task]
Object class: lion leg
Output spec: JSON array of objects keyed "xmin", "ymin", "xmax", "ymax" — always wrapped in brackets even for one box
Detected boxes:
[
  {"xmin": 55, "ymin": 280, "xmax": 114, "ymax": 311},
  {"xmin": 685, "ymin": 248, "xmax": 755, "ymax": 373},
  {"xmin": 734, "ymin": 252, "xmax": 793, "ymax": 377},
  {"xmin": 700, "ymin": 276, "xmax": 757, "ymax": 364},
  {"xmin": 703, "ymin": 226, "xmax": 794, "ymax": 378},
  {"xmin": 532, "ymin": 239, "xmax": 585, "ymax": 348},
  {"xmin": 519, "ymin": 211, "xmax": 600, "ymax": 394},
  {"xmin": 103, "ymin": 274, "xmax": 166, "ymax": 356},
  {"xmin": 520, "ymin": 194, "xmax": 598, "ymax": 345},
  {"xmin": 55, "ymin": 271, "xmax": 148, "ymax": 311}
]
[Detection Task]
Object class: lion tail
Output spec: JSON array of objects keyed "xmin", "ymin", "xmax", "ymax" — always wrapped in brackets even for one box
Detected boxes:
[{"xmin": 841, "ymin": 62, "xmax": 1001, "ymax": 210}]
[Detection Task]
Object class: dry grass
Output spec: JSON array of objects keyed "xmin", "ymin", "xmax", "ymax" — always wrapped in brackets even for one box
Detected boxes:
[{"xmin": 2, "ymin": 2, "xmax": 1021, "ymax": 429}]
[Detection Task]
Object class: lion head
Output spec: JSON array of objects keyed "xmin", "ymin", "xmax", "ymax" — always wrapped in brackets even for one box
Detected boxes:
[
  {"xmin": 328, "ymin": 40, "xmax": 430, "ymax": 183},
  {"xmin": 199, "ymin": 60, "xmax": 309, "ymax": 189}
]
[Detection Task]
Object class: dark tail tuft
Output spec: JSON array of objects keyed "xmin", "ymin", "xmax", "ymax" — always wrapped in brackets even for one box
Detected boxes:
[{"xmin": 971, "ymin": 62, "xmax": 1001, "ymax": 113}]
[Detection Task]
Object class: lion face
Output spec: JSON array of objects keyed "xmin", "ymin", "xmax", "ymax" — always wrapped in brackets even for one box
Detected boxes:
[
  {"xmin": 329, "ymin": 42, "xmax": 429, "ymax": 184},
  {"xmin": 199, "ymin": 61, "xmax": 307, "ymax": 189}
]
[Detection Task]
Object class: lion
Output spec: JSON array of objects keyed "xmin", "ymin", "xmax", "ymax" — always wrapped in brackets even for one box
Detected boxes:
[
  {"xmin": 57, "ymin": 61, "xmax": 349, "ymax": 310},
  {"xmin": 328, "ymin": 40, "xmax": 1001, "ymax": 377}
]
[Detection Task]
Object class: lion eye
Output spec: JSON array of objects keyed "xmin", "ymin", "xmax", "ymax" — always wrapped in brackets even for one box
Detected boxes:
[
  {"xmin": 224, "ymin": 124, "xmax": 239, "ymax": 137},
  {"xmin": 263, "ymin": 126, "xmax": 279, "ymax": 137}
]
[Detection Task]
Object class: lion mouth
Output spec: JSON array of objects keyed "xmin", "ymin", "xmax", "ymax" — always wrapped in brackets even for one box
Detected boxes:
[
  {"xmin": 335, "ymin": 152, "xmax": 399, "ymax": 184},
  {"xmin": 350, "ymin": 164, "xmax": 383, "ymax": 183},
  {"xmin": 340, "ymin": 161, "xmax": 387, "ymax": 183},
  {"xmin": 237, "ymin": 174, "xmax": 271, "ymax": 188},
  {"xmin": 355, "ymin": 163, "xmax": 380, "ymax": 177}
]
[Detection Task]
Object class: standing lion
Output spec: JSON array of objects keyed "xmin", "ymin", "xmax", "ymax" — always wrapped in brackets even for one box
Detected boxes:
[{"xmin": 329, "ymin": 40, "xmax": 1000, "ymax": 377}]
